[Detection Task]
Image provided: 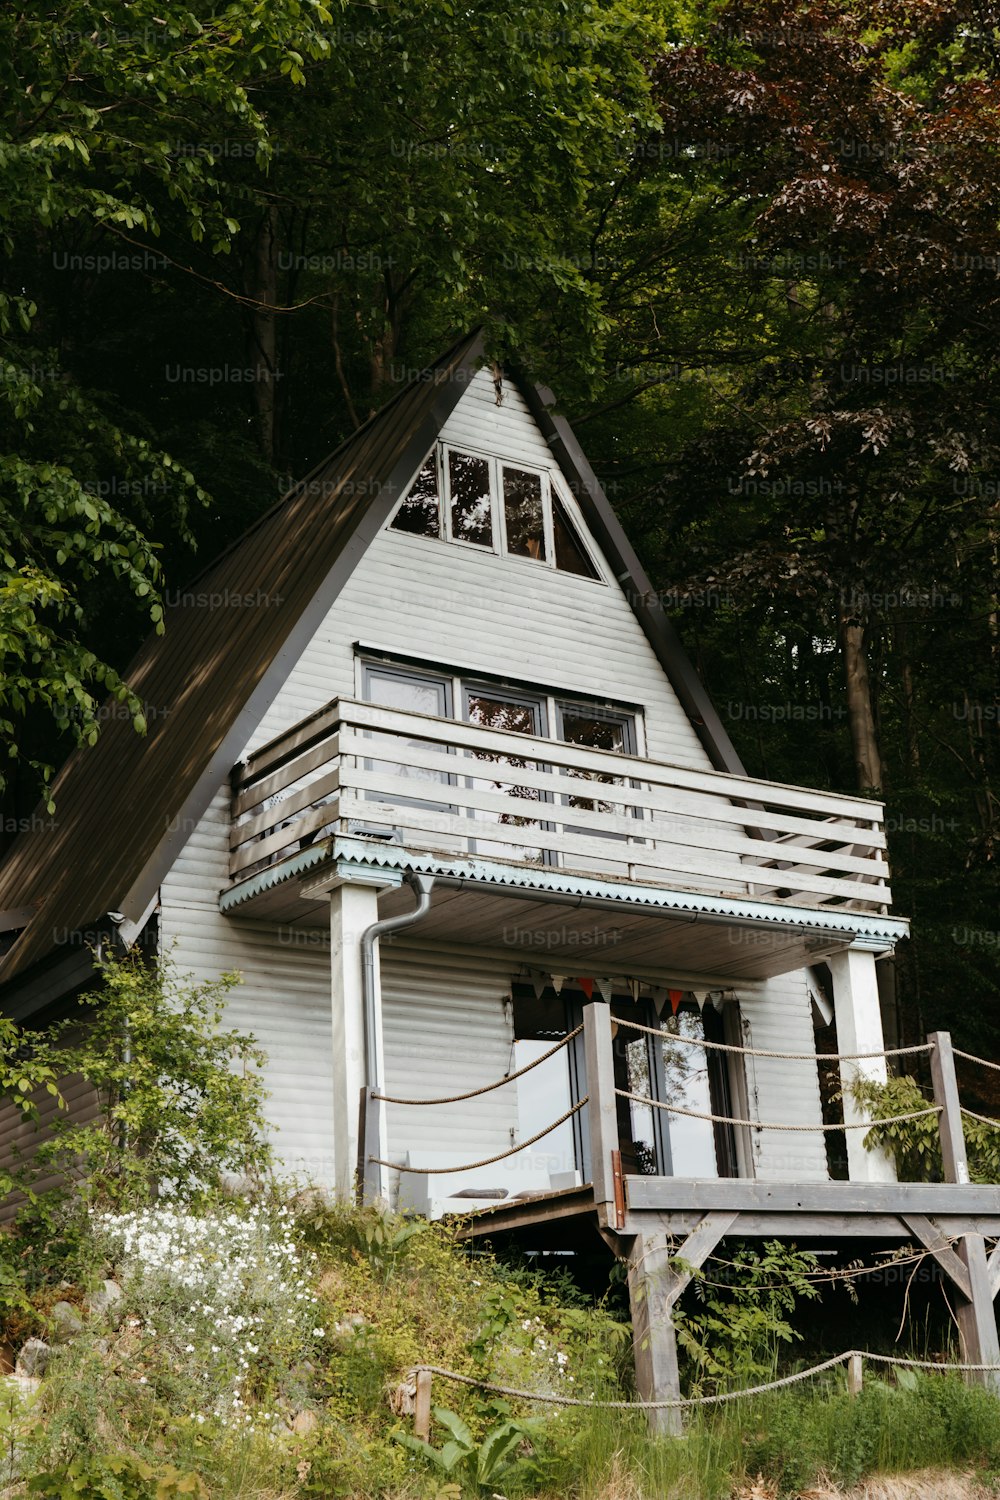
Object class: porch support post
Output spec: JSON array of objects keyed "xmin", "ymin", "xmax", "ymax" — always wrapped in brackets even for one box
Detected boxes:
[
  {"xmin": 955, "ymin": 1234, "xmax": 1000, "ymax": 1389},
  {"xmin": 583, "ymin": 1002, "xmax": 619, "ymax": 1227},
  {"xmin": 626, "ymin": 1212, "xmax": 738, "ymax": 1438},
  {"xmin": 828, "ymin": 947, "xmax": 896, "ymax": 1183},
  {"xmin": 328, "ymin": 879, "xmax": 385, "ymax": 1202},
  {"xmin": 626, "ymin": 1233, "xmax": 683, "ymax": 1439}
]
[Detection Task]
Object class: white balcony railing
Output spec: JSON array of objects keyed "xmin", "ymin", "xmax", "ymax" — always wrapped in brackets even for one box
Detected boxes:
[{"xmin": 230, "ymin": 698, "xmax": 891, "ymax": 914}]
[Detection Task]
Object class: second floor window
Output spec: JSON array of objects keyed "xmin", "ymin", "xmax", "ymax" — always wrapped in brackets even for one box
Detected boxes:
[{"xmin": 391, "ymin": 445, "xmax": 601, "ymax": 580}]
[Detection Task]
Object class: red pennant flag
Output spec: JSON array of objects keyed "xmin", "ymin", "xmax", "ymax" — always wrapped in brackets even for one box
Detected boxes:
[
  {"xmin": 577, "ymin": 977, "xmax": 594, "ymax": 1000},
  {"xmin": 668, "ymin": 988, "xmax": 684, "ymax": 1015}
]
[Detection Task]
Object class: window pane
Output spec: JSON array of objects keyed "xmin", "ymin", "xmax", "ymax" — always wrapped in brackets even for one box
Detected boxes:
[
  {"xmin": 391, "ymin": 456, "xmax": 440, "ymax": 536},
  {"xmin": 659, "ymin": 1011, "xmax": 720, "ymax": 1177},
  {"xmin": 449, "ymin": 451, "xmax": 493, "ymax": 547},
  {"xmin": 464, "ymin": 692, "xmax": 545, "ymax": 862},
  {"xmin": 363, "ymin": 669, "xmax": 450, "ymax": 799},
  {"xmin": 552, "ymin": 494, "xmax": 600, "ymax": 578},
  {"xmin": 502, "ymin": 467, "xmax": 545, "ymax": 559},
  {"xmin": 560, "ymin": 711, "xmax": 629, "ymax": 754},
  {"xmin": 559, "ymin": 709, "xmax": 630, "ymax": 816}
]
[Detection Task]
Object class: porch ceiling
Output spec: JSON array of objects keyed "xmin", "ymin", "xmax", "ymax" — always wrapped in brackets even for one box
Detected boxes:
[{"xmin": 219, "ymin": 839, "xmax": 906, "ymax": 982}]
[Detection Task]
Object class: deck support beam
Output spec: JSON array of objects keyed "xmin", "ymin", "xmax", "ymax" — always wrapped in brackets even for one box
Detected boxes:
[
  {"xmin": 955, "ymin": 1234, "xmax": 1000, "ymax": 1388},
  {"xmin": 828, "ymin": 947, "xmax": 896, "ymax": 1183},
  {"xmin": 626, "ymin": 1212, "xmax": 738, "ymax": 1437}
]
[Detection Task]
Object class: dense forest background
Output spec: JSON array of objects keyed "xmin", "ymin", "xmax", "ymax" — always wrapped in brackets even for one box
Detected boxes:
[{"xmin": 1, "ymin": 0, "xmax": 997, "ymax": 1057}]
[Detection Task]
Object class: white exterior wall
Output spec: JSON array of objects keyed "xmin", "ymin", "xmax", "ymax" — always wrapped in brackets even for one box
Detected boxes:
[
  {"xmin": 380, "ymin": 940, "xmax": 517, "ymax": 1200},
  {"xmin": 737, "ymin": 971, "xmax": 829, "ymax": 1182},
  {"xmin": 153, "ymin": 365, "xmax": 830, "ymax": 1188},
  {"xmin": 0, "ymin": 1067, "xmax": 99, "ymax": 1219},
  {"xmin": 160, "ymin": 787, "xmax": 336, "ymax": 1186},
  {"xmin": 244, "ymin": 368, "xmax": 711, "ymax": 766}
]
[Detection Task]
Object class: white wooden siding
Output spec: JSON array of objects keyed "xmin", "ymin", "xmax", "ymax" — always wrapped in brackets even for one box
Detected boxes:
[
  {"xmin": 738, "ymin": 972, "xmax": 829, "ymax": 1182},
  {"xmin": 380, "ymin": 940, "xmax": 517, "ymax": 1201},
  {"xmin": 0, "ymin": 1067, "xmax": 99, "ymax": 1220},
  {"xmin": 244, "ymin": 368, "xmax": 711, "ymax": 769},
  {"xmin": 160, "ymin": 787, "xmax": 337, "ymax": 1186}
]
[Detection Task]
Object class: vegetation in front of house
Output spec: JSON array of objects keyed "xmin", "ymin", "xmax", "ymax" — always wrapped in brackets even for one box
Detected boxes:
[
  {"xmin": 856, "ymin": 1075, "xmax": 1000, "ymax": 1186},
  {"xmin": 0, "ymin": 956, "xmax": 998, "ymax": 1497}
]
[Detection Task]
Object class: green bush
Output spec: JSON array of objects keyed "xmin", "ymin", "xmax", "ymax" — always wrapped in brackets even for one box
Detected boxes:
[{"xmin": 854, "ymin": 1073, "xmax": 1000, "ymax": 1183}]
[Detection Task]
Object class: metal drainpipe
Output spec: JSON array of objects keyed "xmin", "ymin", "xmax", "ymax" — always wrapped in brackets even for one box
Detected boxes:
[{"xmin": 359, "ymin": 871, "xmax": 435, "ymax": 1200}]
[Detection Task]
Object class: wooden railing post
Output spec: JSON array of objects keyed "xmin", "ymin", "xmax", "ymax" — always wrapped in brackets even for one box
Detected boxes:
[
  {"xmin": 929, "ymin": 1031, "xmax": 969, "ymax": 1186},
  {"xmin": 583, "ymin": 1002, "xmax": 622, "ymax": 1228},
  {"xmin": 928, "ymin": 1032, "xmax": 1000, "ymax": 1387}
]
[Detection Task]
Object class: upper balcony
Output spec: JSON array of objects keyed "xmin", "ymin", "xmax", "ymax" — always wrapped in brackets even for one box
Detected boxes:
[{"xmin": 227, "ymin": 698, "xmax": 893, "ymax": 933}]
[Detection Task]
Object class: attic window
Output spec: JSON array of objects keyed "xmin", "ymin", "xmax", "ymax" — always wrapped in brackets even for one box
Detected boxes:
[
  {"xmin": 391, "ymin": 443, "xmax": 602, "ymax": 580},
  {"xmin": 502, "ymin": 467, "xmax": 545, "ymax": 559},
  {"xmin": 391, "ymin": 455, "xmax": 440, "ymax": 537},
  {"xmin": 552, "ymin": 494, "xmax": 600, "ymax": 579}
]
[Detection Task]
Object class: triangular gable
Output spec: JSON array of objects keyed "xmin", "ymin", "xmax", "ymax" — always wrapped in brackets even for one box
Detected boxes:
[{"xmin": 0, "ymin": 334, "xmax": 745, "ymax": 990}]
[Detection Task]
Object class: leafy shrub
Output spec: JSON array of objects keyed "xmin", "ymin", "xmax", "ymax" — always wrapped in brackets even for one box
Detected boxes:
[
  {"xmin": 672, "ymin": 1240, "xmax": 821, "ymax": 1392},
  {"xmin": 854, "ymin": 1073, "xmax": 1000, "ymax": 1183},
  {"xmin": 5, "ymin": 953, "xmax": 273, "ymax": 1295}
]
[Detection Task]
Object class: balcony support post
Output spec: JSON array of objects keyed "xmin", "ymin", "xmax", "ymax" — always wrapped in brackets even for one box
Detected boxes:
[
  {"xmin": 828, "ymin": 947, "xmax": 896, "ymax": 1183},
  {"xmin": 328, "ymin": 878, "xmax": 386, "ymax": 1203}
]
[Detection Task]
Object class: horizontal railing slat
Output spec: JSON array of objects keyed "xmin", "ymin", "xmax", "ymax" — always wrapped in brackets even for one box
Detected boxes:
[
  {"xmin": 337, "ymin": 794, "xmax": 888, "ymax": 906},
  {"xmin": 342, "ymin": 764, "xmax": 888, "ymax": 881},
  {"xmin": 235, "ymin": 707, "xmax": 342, "ymax": 787},
  {"xmin": 230, "ymin": 799, "xmax": 340, "ymax": 875},
  {"xmin": 233, "ymin": 735, "xmax": 341, "ymax": 817},
  {"xmin": 231, "ymin": 768, "xmax": 342, "ymax": 848},
  {"xmin": 338, "ymin": 699, "xmax": 886, "ymax": 821},
  {"xmin": 337, "ymin": 729, "xmax": 887, "ymax": 849}
]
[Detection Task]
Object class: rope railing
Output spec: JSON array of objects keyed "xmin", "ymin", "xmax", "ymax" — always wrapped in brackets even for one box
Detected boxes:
[
  {"xmin": 961, "ymin": 1106, "xmax": 1000, "ymax": 1130},
  {"xmin": 373, "ymin": 1026, "xmax": 582, "ymax": 1107},
  {"xmin": 612, "ymin": 1014, "xmax": 934, "ymax": 1064},
  {"xmin": 954, "ymin": 1047, "xmax": 1000, "ymax": 1076},
  {"xmin": 408, "ymin": 1348, "xmax": 1000, "ymax": 1413},
  {"xmin": 615, "ymin": 1088, "xmax": 942, "ymax": 1134},
  {"xmin": 369, "ymin": 1097, "xmax": 587, "ymax": 1175}
]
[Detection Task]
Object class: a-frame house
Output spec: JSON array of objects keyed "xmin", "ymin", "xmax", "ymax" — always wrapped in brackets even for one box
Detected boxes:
[{"xmin": 1, "ymin": 332, "xmax": 997, "ymax": 1422}]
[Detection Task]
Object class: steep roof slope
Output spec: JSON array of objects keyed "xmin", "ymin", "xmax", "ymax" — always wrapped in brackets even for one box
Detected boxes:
[{"xmin": 0, "ymin": 333, "xmax": 745, "ymax": 988}]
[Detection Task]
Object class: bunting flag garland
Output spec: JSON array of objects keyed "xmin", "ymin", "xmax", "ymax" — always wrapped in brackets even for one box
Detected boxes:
[
  {"xmin": 596, "ymin": 977, "xmax": 614, "ymax": 1002},
  {"xmin": 549, "ymin": 975, "xmax": 566, "ymax": 996},
  {"xmin": 627, "ymin": 977, "xmax": 642, "ymax": 1004},
  {"xmin": 668, "ymin": 988, "xmax": 684, "ymax": 1015},
  {"xmin": 577, "ymin": 977, "xmax": 594, "ymax": 1000}
]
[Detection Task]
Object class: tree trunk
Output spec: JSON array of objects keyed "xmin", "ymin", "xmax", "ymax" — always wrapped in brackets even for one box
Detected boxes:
[
  {"xmin": 838, "ymin": 607, "xmax": 883, "ymax": 793},
  {"xmin": 248, "ymin": 206, "xmax": 280, "ymax": 464}
]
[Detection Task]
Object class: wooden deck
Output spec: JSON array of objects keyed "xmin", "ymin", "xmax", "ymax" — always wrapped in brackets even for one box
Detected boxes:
[{"xmin": 436, "ymin": 1009, "xmax": 1000, "ymax": 1432}]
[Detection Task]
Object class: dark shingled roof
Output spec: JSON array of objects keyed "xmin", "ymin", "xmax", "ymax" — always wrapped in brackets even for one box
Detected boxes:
[{"xmin": 0, "ymin": 332, "xmax": 744, "ymax": 992}]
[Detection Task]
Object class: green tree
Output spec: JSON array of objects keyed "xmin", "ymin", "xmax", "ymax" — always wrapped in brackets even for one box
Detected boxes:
[{"xmin": 0, "ymin": 0, "xmax": 334, "ymax": 795}]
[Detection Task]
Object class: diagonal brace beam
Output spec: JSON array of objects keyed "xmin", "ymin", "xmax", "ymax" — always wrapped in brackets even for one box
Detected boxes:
[{"xmin": 901, "ymin": 1213, "xmax": 972, "ymax": 1302}]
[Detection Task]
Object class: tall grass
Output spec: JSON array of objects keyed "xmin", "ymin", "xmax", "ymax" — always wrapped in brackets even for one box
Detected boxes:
[{"xmin": 533, "ymin": 1372, "xmax": 1000, "ymax": 1498}]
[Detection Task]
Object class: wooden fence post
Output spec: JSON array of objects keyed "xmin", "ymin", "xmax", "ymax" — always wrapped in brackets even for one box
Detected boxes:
[
  {"xmin": 583, "ymin": 1003, "xmax": 621, "ymax": 1228},
  {"xmin": 414, "ymin": 1369, "xmax": 432, "ymax": 1441},
  {"xmin": 847, "ymin": 1352, "xmax": 864, "ymax": 1398}
]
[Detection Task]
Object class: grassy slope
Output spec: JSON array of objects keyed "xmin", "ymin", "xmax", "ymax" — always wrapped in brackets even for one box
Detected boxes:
[{"xmin": 6, "ymin": 1200, "xmax": 1000, "ymax": 1498}]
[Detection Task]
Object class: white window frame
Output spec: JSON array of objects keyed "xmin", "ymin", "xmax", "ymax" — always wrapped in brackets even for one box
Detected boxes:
[{"xmin": 391, "ymin": 441, "xmax": 607, "ymax": 583}]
